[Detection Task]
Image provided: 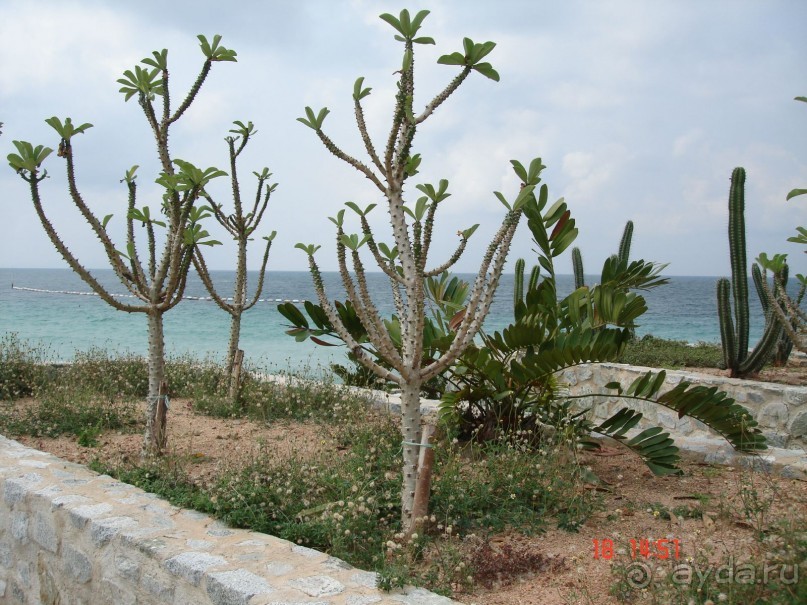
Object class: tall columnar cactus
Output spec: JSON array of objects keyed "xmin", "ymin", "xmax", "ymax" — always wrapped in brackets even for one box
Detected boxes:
[
  {"xmin": 295, "ymin": 9, "xmax": 534, "ymax": 529},
  {"xmin": 716, "ymin": 168, "xmax": 784, "ymax": 378}
]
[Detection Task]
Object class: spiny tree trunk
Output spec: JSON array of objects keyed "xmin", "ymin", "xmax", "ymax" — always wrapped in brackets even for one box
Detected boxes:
[{"xmin": 144, "ymin": 310, "xmax": 167, "ymax": 454}]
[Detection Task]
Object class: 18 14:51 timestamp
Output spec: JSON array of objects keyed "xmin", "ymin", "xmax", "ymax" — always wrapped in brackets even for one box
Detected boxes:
[{"xmin": 592, "ymin": 538, "xmax": 681, "ymax": 560}]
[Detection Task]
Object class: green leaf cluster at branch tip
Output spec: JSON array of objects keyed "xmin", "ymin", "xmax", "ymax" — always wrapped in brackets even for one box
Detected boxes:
[
  {"xmin": 198, "ymin": 34, "xmax": 237, "ymax": 62},
  {"xmin": 297, "ymin": 107, "xmax": 330, "ymax": 131},
  {"xmin": 7, "ymin": 141, "xmax": 52, "ymax": 174},
  {"xmin": 380, "ymin": 9, "xmax": 434, "ymax": 45},
  {"xmin": 437, "ymin": 38, "xmax": 499, "ymax": 81}
]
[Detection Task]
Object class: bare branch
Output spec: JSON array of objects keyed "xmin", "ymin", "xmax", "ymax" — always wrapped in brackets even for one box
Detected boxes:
[
  {"xmin": 415, "ymin": 67, "xmax": 472, "ymax": 124},
  {"xmin": 316, "ymin": 129, "xmax": 386, "ymax": 193},
  {"xmin": 354, "ymin": 96, "xmax": 385, "ymax": 175}
]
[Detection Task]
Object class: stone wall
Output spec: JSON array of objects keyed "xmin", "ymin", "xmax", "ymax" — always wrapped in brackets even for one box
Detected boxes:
[
  {"xmin": 561, "ymin": 363, "xmax": 807, "ymax": 476},
  {"xmin": 0, "ymin": 435, "xmax": 453, "ymax": 605}
]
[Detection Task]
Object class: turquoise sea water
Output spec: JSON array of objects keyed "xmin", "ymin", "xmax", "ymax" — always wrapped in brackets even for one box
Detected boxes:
[{"xmin": 0, "ymin": 268, "xmax": 774, "ymax": 371}]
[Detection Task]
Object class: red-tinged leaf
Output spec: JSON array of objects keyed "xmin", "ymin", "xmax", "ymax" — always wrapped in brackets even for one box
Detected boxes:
[
  {"xmin": 449, "ymin": 308, "xmax": 466, "ymax": 332},
  {"xmin": 550, "ymin": 209, "xmax": 571, "ymax": 240},
  {"xmin": 310, "ymin": 336, "xmax": 337, "ymax": 347}
]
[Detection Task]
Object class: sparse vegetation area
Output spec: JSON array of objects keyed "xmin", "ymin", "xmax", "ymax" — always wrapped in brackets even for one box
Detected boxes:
[{"xmin": 1, "ymin": 339, "xmax": 804, "ymax": 602}]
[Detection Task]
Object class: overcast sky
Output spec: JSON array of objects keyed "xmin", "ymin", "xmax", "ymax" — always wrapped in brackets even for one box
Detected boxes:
[{"xmin": 1, "ymin": 0, "xmax": 806, "ymax": 277}]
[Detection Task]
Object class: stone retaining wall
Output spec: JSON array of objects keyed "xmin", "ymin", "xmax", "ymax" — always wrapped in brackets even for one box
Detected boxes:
[
  {"xmin": 0, "ymin": 435, "xmax": 453, "ymax": 605},
  {"xmin": 561, "ymin": 363, "xmax": 807, "ymax": 475}
]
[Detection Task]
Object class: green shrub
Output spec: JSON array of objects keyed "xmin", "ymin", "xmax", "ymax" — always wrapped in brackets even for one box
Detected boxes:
[
  {"xmin": 620, "ymin": 335, "xmax": 724, "ymax": 369},
  {"xmin": 0, "ymin": 333, "xmax": 49, "ymax": 400}
]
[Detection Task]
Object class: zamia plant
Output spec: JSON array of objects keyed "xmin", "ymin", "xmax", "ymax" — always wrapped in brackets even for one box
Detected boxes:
[
  {"xmin": 716, "ymin": 168, "xmax": 785, "ymax": 377},
  {"xmin": 7, "ymin": 35, "xmax": 236, "ymax": 454},
  {"xmin": 193, "ymin": 120, "xmax": 277, "ymax": 397},
  {"xmin": 293, "ymin": 8, "xmax": 532, "ymax": 529},
  {"xmin": 439, "ymin": 195, "xmax": 766, "ymax": 476},
  {"xmin": 279, "ymin": 270, "xmax": 469, "ymax": 398}
]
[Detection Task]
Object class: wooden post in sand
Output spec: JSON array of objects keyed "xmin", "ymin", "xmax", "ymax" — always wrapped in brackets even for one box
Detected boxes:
[
  {"xmin": 153, "ymin": 381, "xmax": 168, "ymax": 452},
  {"xmin": 408, "ymin": 423, "xmax": 436, "ymax": 537}
]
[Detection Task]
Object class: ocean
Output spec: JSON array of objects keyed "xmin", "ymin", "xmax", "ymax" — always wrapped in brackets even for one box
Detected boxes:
[{"xmin": 0, "ymin": 268, "xmax": 776, "ymax": 372}]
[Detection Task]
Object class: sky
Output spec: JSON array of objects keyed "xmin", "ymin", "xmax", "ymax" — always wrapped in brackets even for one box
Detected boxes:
[{"xmin": 1, "ymin": 0, "xmax": 806, "ymax": 277}]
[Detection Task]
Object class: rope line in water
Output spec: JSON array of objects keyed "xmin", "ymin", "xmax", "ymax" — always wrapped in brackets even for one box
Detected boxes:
[{"xmin": 11, "ymin": 285, "xmax": 304, "ymax": 303}]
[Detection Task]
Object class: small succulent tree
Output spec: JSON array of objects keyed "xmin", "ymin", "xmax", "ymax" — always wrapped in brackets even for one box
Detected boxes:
[
  {"xmin": 294, "ymin": 9, "xmax": 533, "ymax": 529},
  {"xmin": 193, "ymin": 120, "xmax": 277, "ymax": 397},
  {"xmin": 7, "ymin": 35, "xmax": 236, "ymax": 454},
  {"xmin": 755, "ymin": 253, "xmax": 806, "ymax": 354},
  {"xmin": 716, "ymin": 167, "xmax": 785, "ymax": 377},
  {"xmin": 755, "ymin": 95, "xmax": 807, "ymax": 354}
]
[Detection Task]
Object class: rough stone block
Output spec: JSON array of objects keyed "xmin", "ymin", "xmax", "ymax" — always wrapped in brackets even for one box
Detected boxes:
[
  {"xmin": 140, "ymin": 569, "xmax": 175, "ymax": 601},
  {"xmin": 63, "ymin": 545, "xmax": 93, "ymax": 583},
  {"xmin": 788, "ymin": 411, "xmax": 807, "ymax": 442},
  {"xmin": 165, "ymin": 551, "xmax": 228, "ymax": 586},
  {"xmin": 90, "ymin": 515, "xmax": 138, "ymax": 545},
  {"xmin": 32, "ymin": 512, "xmax": 59, "ymax": 552},
  {"xmin": 346, "ymin": 596, "xmax": 382, "ymax": 605},
  {"xmin": 114, "ymin": 553, "xmax": 140, "ymax": 582},
  {"xmin": 392, "ymin": 587, "xmax": 455, "ymax": 603},
  {"xmin": 265, "ymin": 561, "xmax": 295, "ymax": 576},
  {"xmin": 69, "ymin": 502, "xmax": 113, "ymax": 528},
  {"xmin": 3, "ymin": 473, "xmax": 43, "ymax": 506},
  {"xmin": 9, "ymin": 511, "xmax": 28, "ymax": 543},
  {"xmin": 0, "ymin": 540, "xmax": 13, "ymax": 568},
  {"xmin": 206, "ymin": 568, "xmax": 274, "ymax": 605},
  {"xmin": 287, "ymin": 574, "xmax": 345, "ymax": 597},
  {"xmin": 100, "ymin": 577, "xmax": 137, "ymax": 605}
]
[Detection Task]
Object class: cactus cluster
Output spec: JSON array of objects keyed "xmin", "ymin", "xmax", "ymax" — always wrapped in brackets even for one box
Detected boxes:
[{"xmin": 716, "ymin": 168, "xmax": 785, "ymax": 377}]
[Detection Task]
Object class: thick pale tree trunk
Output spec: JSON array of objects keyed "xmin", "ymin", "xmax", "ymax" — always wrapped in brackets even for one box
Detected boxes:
[
  {"xmin": 399, "ymin": 379, "xmax": 423, "ymax": 528},
  {"xmin": 144, "ymin": 310, "xmax": 167, "ymax": 455}
]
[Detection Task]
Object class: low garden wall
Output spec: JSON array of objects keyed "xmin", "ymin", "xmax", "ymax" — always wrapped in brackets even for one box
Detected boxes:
[
  {"xmin": 561, "ymin": 363, "xmax": 807, "ymax": 477},
  {"xmin": 0, "ymin": 435, "xmax": 454, "ymax": 605}
]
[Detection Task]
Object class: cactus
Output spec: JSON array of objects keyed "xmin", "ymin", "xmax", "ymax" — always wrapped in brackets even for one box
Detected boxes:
[
  {"xmin": 571, "ymin": 220, "xmax": 634, "ymax": 289},
  {"xmin": 513, "ymin": 257, "xmax": 540, "ymax": 320},
  {"xmin": 716, "ymin": 168, "xmax": 784, "ymax": 377},
  {"xmin": 571, "ymin": 248, "xmax": 585, "ymax": 290},
  {"xmin": 618, "ymin": 220, "xmax": 633, "ymax": 264}
]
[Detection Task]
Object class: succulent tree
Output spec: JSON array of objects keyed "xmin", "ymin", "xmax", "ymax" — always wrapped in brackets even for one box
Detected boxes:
[
  {"xmin": 294, "ymin": 8, "xmax": 532, "ymax": 529},
  {"xmin": 754, "ymin": 95, "xmax": 807, "ymax": 354},
  {"xmin": 439, "ymin": 195, "xmax": 767, "ymax": 476},
  {"xmin": 7, "ymin": 35, "xmax": 236, "ymax": 454},
  {"xmin": 716, "ymin": 168, "xmax": 785, "ymax": 377},
  {"xmin": 755, "ymin": 253, "xmax": 806, "ymax": 355},
  {"xmin": 193, "ymin": 120, "xmax": 277, "ymax": 396}
]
